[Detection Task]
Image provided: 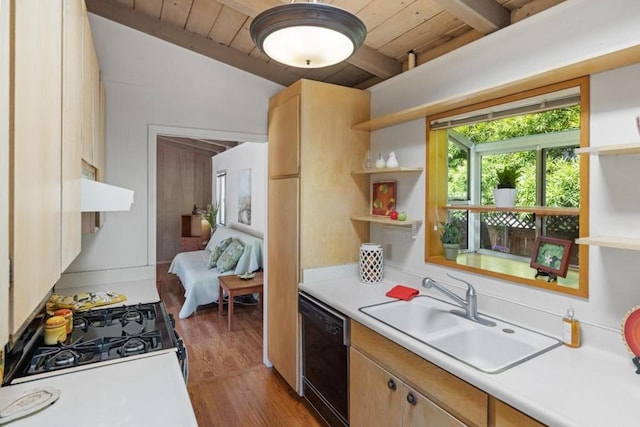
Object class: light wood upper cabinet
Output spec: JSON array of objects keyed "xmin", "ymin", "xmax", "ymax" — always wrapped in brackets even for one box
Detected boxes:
[
  {"xmin": 266, "ymin": 80, "xmax": 370, "ymax": 393},
  {"xmin": 268, "ymin": 94, "xmax": 299, "ymax": 178},
  {"xmin": 61, "ymin": 0, "xmax": 84, "ymax": 271},
  {"xmin": 7, "ymin": 0, "xmax": 96, "ymax": 338},
  {"xmin": 1, "ymin": 0, "xmax": 12, "ymax": 348},
  {"xmin": 81, "ymin": 5, "xmax": 100, "ymax": 168},
  {"xmin": 80, "ymin": 5, "xmax": 105, "ymax": 234},
  {"xmin": 10, "ymin": 0, "xmax": 63, "ymax": 334},
  {"xmin": 97, "ymin": 80, "xmax": 106, "ymax": 178}
]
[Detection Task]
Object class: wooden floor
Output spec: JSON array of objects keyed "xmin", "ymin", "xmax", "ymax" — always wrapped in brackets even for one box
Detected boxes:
[{"xmin": 157, "ymin": 264, "xmax": 324, "ymax": 427}]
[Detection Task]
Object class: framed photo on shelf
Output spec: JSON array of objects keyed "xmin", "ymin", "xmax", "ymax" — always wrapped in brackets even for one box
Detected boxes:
[
  {"xmin": 530, "ymin": 236, "xmax": 573, "ymax": 281},
  {"xmin": 371, "ymin": 180, "xmax": 396, "ymax": 217}
]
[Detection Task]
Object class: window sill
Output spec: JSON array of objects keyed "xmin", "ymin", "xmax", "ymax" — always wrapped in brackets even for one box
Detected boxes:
[
  {"xmin": 445, "ymin": 205, "xmax": 579, "ymax": 216},
  {"xmin": 427, "ymin": 252, "xmax": 580, "ymax": 293}
]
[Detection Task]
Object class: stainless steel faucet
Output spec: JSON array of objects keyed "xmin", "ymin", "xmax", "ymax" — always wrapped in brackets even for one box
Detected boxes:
[{"xmin": 422, "ymin": 274, "xmax": 496, "ymax": 327}]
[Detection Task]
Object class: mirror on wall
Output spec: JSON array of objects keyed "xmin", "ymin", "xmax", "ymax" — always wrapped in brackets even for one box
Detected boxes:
[{"xmin": 425, "ymin": 77, "xmax": 589, "ymax": 297}]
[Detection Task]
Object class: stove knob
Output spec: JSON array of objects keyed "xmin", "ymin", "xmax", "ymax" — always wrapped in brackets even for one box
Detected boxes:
[{"xmin": 176, "ymin": 339, "xmax": 186, "ymax": 360}]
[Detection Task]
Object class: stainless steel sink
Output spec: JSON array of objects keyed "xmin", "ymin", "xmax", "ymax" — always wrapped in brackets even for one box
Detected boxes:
[{"xmin": 359, "ymin": 296, "xmax": 562, "ymax": 373}]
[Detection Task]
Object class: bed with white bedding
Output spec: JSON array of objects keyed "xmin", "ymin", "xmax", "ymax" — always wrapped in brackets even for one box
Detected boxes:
[{"xmin": 168, "ymin": 225, "xmax": 263, "ymax": 319}]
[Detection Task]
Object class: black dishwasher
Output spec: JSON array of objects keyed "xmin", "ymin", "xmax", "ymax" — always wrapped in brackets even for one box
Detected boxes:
[{"xmin": 299, "ymin": 292, "xmax": 350, "ymax": 427}]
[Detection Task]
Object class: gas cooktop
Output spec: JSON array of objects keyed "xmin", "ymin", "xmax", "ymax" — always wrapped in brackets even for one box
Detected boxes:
[{"xmin": 3, "ymin": 302, "xmax": 185, "ymax": 385}]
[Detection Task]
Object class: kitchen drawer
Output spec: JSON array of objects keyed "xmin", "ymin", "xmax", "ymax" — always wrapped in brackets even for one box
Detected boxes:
[{"xmin": 180, "ymin": 237, "xmax": 202, "ymax": 252}]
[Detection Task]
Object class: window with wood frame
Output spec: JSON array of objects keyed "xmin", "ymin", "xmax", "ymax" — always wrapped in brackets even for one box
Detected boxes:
[
  {"xmin": 425, "ymin": 77, "xmax": 589, "ymax": 297},
  {"xmin": 216, "ymin": 171, "xmax": 227, "ymax": 226}
]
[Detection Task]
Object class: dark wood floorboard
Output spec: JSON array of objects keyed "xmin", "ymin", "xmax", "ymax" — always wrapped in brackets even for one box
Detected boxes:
[{"xmin": 157, "ymin": 264, "xmax": 324, "ymax": 427}]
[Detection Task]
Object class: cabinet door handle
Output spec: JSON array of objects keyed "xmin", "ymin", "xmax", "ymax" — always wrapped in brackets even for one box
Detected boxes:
[
  {"xmin": 406, "ymin": 392, "xmax": 417, "ymax": 405},
  {"xmin": 387, "ymin": 379, "xmax": 397, "ymax": 391}
]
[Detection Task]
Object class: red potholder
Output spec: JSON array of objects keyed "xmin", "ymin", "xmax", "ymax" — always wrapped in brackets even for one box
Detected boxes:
[{"xmin": 385, "ymin": 285, "xmax": 419, "ymax": 301}]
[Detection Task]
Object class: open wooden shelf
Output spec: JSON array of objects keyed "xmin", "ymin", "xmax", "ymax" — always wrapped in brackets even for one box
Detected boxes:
[
  {"xmin": 575, "ymin": 236, "xmax": 640, "ymax": 251},
  {"xmin": 351, "ymin": 215, "xmax": 422, "ymax": 238},
  {"xmin": 351, "ymin": 166, "xmax": 423, "ymax": 175},
  {"xmin": 575, "ymin": 143, "xmax": 640, "ymax": 156},
  {"xmin": 445, "ymin": 205, "xmax": 579, "ymax": 216}
]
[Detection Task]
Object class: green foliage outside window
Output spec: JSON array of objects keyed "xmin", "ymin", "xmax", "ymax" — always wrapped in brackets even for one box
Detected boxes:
[{"xmin": 449, "ymin": 107, "xmax": 580, "ymax": 208}]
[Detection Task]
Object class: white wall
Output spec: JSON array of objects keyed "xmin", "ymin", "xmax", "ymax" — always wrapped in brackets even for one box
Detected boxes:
[
  {"xmin": 369, "ymin": 0, "xmax": 640, "ymax": 117},
  {"xmin": 368, "ymin": 0, "xmax": 640, "ymax": 355},
  {"xmin": 212, "ymin": 142, "xmax": 268, "ymax": 237},
  {"xmin": 62, "ymin": 14, "xmax": 282, "ymax": 281}
]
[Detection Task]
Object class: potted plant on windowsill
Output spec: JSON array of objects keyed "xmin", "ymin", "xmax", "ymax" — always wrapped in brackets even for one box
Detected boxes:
[
  {"xmin": 440, "ymin": 218, "xmax": 462, "ymax": 261},
  {"xmin": 493, "ymin": 165, "xmax": 521, "ymax": 207}
]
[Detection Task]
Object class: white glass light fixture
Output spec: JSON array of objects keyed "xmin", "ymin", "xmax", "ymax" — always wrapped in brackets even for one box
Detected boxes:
[{"xmin": 250, "ymin": 2, "xmax": 367, "ymax": 69}]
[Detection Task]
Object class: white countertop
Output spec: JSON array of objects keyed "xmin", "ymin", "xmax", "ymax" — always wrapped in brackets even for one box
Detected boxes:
[
  {"xmin": 0, "ymin": 279, "xmax": 196, "ymax": 426},
  {"xmin": 0, "ymin": 352, "xmax": 196, "ymax": 426},
  {"xmin": 299, "ymin": 277, "xmax": 640, "ymax": 427}
]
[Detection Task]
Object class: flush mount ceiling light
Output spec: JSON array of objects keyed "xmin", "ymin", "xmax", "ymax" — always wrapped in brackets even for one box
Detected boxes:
[{"xmin": 250, "ymin": 1, "xmax": 367, "ymax": 69}]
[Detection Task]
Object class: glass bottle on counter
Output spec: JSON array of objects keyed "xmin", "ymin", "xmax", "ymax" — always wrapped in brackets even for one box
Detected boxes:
[{"xmin": 562, "ymin": 308, "xmax": 580, "ymax": 348}]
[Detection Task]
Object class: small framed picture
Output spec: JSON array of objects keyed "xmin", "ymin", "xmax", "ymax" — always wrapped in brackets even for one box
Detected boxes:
[
  {"xmin": 371, "ymin": 180, "xmax": 396, "ymax": 217},
  {"xmin": 530, "ymin": 236, "xmax": 573, "ymax": 281}
]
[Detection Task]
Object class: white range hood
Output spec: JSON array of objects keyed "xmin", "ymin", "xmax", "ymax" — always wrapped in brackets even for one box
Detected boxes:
[{"xmin": 81, "ymin": 178, "xmax": 134, "ymax": 212}]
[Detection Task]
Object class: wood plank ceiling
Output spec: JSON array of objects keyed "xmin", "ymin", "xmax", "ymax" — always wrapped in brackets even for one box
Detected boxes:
[
  {"xmin": 157, "ymin": 135, "xmax": 239, "ymax": 155},
  {"xmin": 87, "ymin": 0, "xmax": 565, "ymax": 90}
]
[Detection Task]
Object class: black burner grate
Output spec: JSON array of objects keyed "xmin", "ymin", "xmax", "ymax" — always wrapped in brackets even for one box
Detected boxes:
[{"xmin": 4, "ymin": 302, "xmax": 179, "ymax": 384}]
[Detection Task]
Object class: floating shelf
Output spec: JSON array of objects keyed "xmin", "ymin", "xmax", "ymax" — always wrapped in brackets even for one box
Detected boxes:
[
  {"xmin": 575, "ymin": 143, "xmax": 640, "ymax": 156},
  {"xmin": 575, "ymin": 236, "xmax": 640, "ymax": 251},
  {"xmin": 445, "ymin": 205, "xmax": 579, "ymax": 216},
  {"xmin": 351, "ymin": 215, "xmax": 422, "ymax": 238},
  {"xmin": 351, "ymin": 167, "xmax": 424, "ymax": 175}
]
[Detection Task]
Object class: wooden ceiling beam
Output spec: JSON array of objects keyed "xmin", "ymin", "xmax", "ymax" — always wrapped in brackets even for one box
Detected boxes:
[
  {"xmin": 417, "ymin": 28, "xmax": 483, "ymax": 65},
  {"xmin": 348, "ymin": 45, "xmax": 403, "ymax": 79},
  {"xmin": 158, "ymin": 136, "xmax": 231, "ymax": 154},
  {"xmin": 193, "ymin": 138, "xmax": 240, "ymax": 149},
  {"xmin": 434, "ymin": 0, "xmax": 510, "ymax": 34},
  {"xmin": 512, "ymin": 0, "xmax": 565, "ymax": 24},
  {"xmin": 85, "ymin": 0, "xmax": 300, "ymax": 86}
]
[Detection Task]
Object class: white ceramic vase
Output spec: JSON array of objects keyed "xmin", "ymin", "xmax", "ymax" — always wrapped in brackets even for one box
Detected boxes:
[{"xmin": 386, "ymin": 151, "xmax": 399, "ymax": 168}]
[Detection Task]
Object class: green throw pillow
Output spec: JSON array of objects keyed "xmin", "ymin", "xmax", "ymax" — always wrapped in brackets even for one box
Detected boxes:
[
  {"xmin": 207, "ymin": 237, "xmax": 233, "ymax": 269},
  {"xmin": 216, "ymin": 239, "xmax": 245, "ymax": 272}
]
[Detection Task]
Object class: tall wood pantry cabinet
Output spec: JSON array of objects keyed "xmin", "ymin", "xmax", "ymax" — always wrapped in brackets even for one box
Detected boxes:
[{"xmin": 267, "ymin": 79, "xmax": 371, "ymax": 392}]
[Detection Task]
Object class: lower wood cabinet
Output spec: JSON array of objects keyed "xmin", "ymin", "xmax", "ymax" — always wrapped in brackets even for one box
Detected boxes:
[
  {"xmin": 350, "ymin": 321, "xmax": 545, "ymax": 427},
  {"xmin": 350, "ymin": 347, "xmax": 465, "ymax": 427},
  {"xmin": 350, "ymin": 321, "xmax": 487, "ymax": 427},
  {"xmin": 488, "ymin": 397, "xmax": 545, "ymax": 427},
  {"xmin": 179, "ymin": 215, "xmax": 206, "ymax": 251}
]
